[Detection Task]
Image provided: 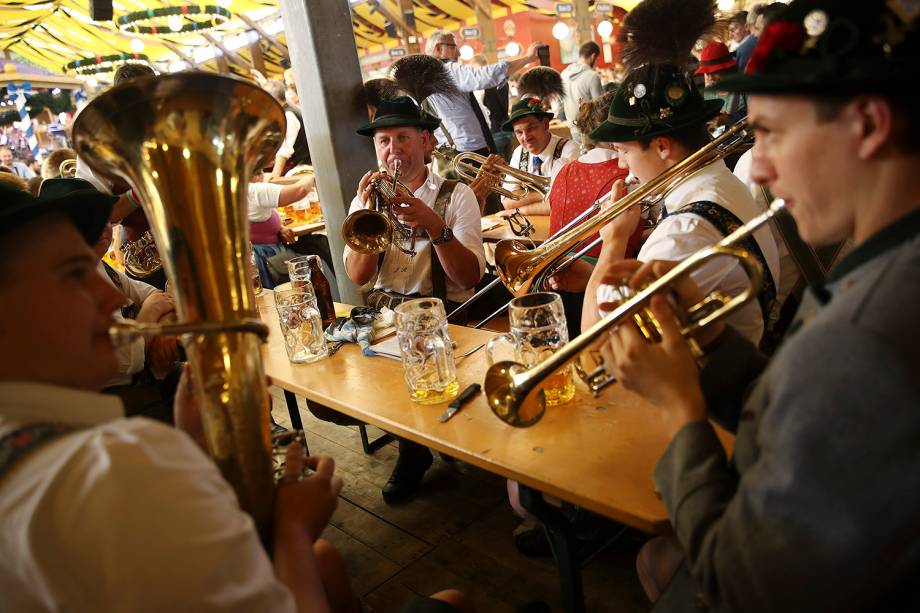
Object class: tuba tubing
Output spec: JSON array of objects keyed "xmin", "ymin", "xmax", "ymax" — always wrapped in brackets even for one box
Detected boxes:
[
  {"xmin": 493, "ymin": 119, "xmax": 754, "ymax": 297},
  {"xmin": 72, "ymin": 72, "xmax": 286, "ymax": 544},
  {"xmin": 484, "ymin": 199, "xmax": 784, "ymax": 428}
]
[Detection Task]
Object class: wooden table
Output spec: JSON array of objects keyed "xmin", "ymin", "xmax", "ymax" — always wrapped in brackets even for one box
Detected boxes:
[
  {"xmin": 481, "ymin": 214, "xmax": 551, "ymax": 243},
  {"xmin": 285, "ymin": 219, "xmax": 325, "ymax": 237},
  {"xmin": 262, "ymin": 297, "xmax": 695, "ymax": 534},
  {"xmin": 260, "ymin": 296, "xmax": 732, "ymax": 611}
]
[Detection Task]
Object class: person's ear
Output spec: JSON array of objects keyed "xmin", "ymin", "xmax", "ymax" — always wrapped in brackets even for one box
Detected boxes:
[
  {"xmin": 853, "ymin": 96, "xmax": 893, "ymax": 160},
  {"xmin": 656, "ymin": 137, "xmax": 671, "ymax": 160}
]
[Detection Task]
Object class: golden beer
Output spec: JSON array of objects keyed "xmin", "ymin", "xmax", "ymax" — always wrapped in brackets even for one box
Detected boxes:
[{"xmin": 541, "ymin": 365, "xmax": 576, "ymax": 406}]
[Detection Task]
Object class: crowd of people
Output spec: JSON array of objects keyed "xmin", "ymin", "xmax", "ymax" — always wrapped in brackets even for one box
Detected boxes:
[{"xmin": 2, "ymin": 0, "xmax": 919, "ymax": 610}]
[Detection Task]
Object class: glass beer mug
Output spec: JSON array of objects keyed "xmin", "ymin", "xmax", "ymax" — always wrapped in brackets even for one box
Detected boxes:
[
  {"xmin": 395, "ymin": 298, "xmax": 459, "ymax": 404},
  {"xmin": 274, "ymin": 288, "xmax": 328, "ymax": 364},
  {"xmin": 486, "ymin": 292, "xmax": 576, "ymax": 407}
]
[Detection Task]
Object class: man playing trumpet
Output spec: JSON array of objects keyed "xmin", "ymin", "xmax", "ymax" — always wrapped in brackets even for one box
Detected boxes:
[
  {"xmin": 343, "ymin": 96, "xmax": 485, "ymax": 501},
  {"xmin": 602, "ymin": 0, "xmax": 920, "ymax": 609}
]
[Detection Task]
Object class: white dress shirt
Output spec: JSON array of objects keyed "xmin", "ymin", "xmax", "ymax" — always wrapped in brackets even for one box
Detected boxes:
[
  {"xmin": 248, "ymin": 182, "xmax": 284, "ymax": 223},
  {"xmin": 343, "ymin": 170, "xmax": 485, "ymax": 302},
  {"xmin": 0, "ymin": 382, "xmax": 294, "ymax": 613},
  {"xmin": 427, "ymin": 60, "xmax": 509, "ymax": 152},
  {"xmin": 600, "ymin": 160, "xmax": 781, "ymax": 344},
  {"xmin": 504, "ymin": 134, "xmax": 579, "ymax": 194},
  {"xmin": 98, "ymin": 262, "xmax": 160, "ymax": 387}
]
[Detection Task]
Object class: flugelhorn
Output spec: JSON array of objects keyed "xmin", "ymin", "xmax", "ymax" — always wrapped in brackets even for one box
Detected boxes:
[
  {"xmin": 342, "ymin": 159, "xmax": 418, "ymax": 256},
  {"xmin": 452, "ymin": 151, "xmax": 550, "ymax": 200},
  {"xmin": 484, "ymin": 199, "xmax": 785, "ymax": 427},
  {"xmin": 72, "ymin": 72, "xmax": 285, "ymax": 543},
  {"xmin": 493, "ymin": 120, "xmax": 754, "ymax": 297}
]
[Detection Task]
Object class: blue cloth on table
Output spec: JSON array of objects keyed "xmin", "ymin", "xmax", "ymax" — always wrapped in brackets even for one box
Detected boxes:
[{"xmin": 323, "ymin": 307, "xmax": 379, "ymax": 356}]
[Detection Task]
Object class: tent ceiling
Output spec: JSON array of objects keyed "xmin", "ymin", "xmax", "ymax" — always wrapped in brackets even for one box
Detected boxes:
[{"xmin": 0, "ymin": 0, "xmax": 630, "ymax": 82}]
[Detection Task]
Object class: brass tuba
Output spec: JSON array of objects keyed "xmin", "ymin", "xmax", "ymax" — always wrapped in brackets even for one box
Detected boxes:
[
  {"xmin": 72, "ymin": 72, "xmax": 285, "ymax": 542},
  {"xmin": 122, "ymin": 230, "xmax": 163, "ymax": 278}
]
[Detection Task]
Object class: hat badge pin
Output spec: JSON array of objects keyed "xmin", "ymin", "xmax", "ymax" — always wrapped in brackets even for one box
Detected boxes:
[{"xmin": 633, "ymin": 83, "xmax": 647, "ymax": 99}]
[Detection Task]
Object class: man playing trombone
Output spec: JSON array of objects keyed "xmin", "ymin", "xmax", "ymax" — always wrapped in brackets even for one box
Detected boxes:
[
  {"xmin": 582, "ymin": 61, "xmax": 781, "ymax": 345},
  {"xmin": 601, "ymin": 1, "xmax": 920, "ymax": 609}
]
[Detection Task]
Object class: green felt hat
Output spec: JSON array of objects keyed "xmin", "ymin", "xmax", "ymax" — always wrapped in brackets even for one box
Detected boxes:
[
  {"xmin": 501, "ymin": 97, "xmax": 554, "ymax": 132},
  {"xmin": 356, "ymin": 96, "xmax": 441, "ymax": 137},
  {"xmin": 718, "ymin": 0, "xmax": 920, "ymax": 94},
  {"xmin": 589, "ymin": 63, "xmax": 723, "ymax": 143}
]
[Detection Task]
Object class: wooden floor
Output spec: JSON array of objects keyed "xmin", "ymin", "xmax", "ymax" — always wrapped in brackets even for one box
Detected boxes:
[{"xmin": 270, "ymin": 387, "xmax": 651, "ymax": 613}]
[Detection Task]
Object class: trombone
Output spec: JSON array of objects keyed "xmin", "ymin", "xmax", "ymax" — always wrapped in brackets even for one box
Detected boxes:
[
  {"xmin": 484, "ymin": 199, "xmax": 785, "ymax": 427},
  {"xmin": 341, "ymin": 159, "xmax": 418, "ymax": 256},
  {"xmin": 494, "ymin": 120, "xmax": 753, "ymax": 297},
  {"xmin": 447, "ymin": 119, "xmax": 754, "ymax": 324},
  {"xmin": 452, "ymin": 151, "xmax": 550, "ymax": 200}
]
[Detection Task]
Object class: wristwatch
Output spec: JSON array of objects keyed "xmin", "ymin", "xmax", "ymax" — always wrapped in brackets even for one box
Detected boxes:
[{"xmin": 431, "ymin": 224, "xmax": 454, "ymax": 245}]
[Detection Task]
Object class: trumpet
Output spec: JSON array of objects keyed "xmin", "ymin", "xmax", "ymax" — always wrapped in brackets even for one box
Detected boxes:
[
  {"xmin": 452, "ymin": 151, "xmax": 550, "ymax": 201},
  {"xmin": 484, "ymin": 199, "xmax": 785, "ymax": 427},
  {"xmin": 341, "ymin": 159, "xmax": 417, "ymax": 256},
  {"xmin": 493, "ymin": 120, "xmax": 754, "ymax": 297}
]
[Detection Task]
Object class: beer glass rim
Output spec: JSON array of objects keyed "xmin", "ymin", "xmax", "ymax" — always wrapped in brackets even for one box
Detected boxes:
[
  {"xmin": 510, "ymin": 291, "xmax": 561, "ymax": 310},
  {"xmin": 286, "ymin": 255, "xmax": 316, "ymax": 271},
  {"xmin": 274, "ymin": 287, "xmax": 315, "ymax": 305},
  {"xmin": 394, "ymin": 297, "xmax": 445, "ymax": 316}
]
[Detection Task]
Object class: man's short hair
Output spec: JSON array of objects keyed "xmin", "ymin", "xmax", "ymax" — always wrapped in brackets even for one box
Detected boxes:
[
  {"xmin": 579, "ymin": 41, "xmax": 601, "ymax": 59},
  {"xmin": 637, "ymin": 122, "xmax": 711, "ymax": 154},
  {"xmin": 729, "ymin": 11, "xmax": 748, "ymax": 26},
  {"xmin": 42, "ymin": 148, "xmax": 76, "ymax": 179},
  {"xmin": 811, "ymin": 94, "xmax": 919, "ymax": 155},
  {"xmin": 113, "ymin": 63, "xmax": 156, "ymax": 85},
  {"xmin": 746, "ymin": 4, "xmax": 765, "ymax": 27},
  {"xmin": 0, "ymin": 172, "xmax": 28, "ymax": 192},
  {"xmin": 425, "ymin": 30, "xmax": 455, "ymax": 55}
]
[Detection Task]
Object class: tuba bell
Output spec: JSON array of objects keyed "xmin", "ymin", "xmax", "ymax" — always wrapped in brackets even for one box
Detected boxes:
[{"xmin": 72, "ymin": 72, "xmax": 285, "ymax": 543}]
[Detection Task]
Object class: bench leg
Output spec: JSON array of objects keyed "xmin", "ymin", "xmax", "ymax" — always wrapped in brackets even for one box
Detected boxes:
[
  {"xmin": 519, "ymin": 485, "xmax": 585, "ymax": 613},
  {"xmin": 358, "ymin": 424, "xmax": 394, "ymax": 455},
  {"xmin": 282, "ymin": 390, "xmax": 309, "ymax": 456}
]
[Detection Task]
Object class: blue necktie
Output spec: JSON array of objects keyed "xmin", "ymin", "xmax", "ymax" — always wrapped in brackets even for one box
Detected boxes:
[{"xmin": 532, "ymin": 156, "xmax": 543, "ymax": 176}]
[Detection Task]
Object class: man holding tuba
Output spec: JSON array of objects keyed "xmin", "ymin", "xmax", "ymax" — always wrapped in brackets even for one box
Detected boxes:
[
  {"xmin": 598, "ymin": 0, "xmax": 920, "ymax": 609},
  {"xmin": 344, "ymin": 96, "xmax": 485, "ymax": 501}
]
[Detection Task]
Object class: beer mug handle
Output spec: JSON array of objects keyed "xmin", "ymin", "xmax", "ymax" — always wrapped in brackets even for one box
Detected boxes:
[{"xmin": 486, "ymin": 333, "xmax": 516, "ymax": 365}]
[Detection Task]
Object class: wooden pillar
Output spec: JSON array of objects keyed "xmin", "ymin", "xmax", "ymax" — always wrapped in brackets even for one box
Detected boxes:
[
  {"xmin": 574, "ymin": 0, "xmax": 593, "ymax": 48},
  {"xmin": 473, "ymin": 0, "xmax": 497, "ymax": 62},
  {"xmin": 395, "ymin": 0, "xmax": 420, "ymax": 53},
  {"xmin": 278, "ymin": 0, "xmax": 374, "ymax": 304}
]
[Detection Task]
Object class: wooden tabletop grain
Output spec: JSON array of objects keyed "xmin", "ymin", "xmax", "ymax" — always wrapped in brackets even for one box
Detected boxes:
[{"xmin": 259, "ymin": 296, "xmax": 731, "ymax": 533}]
